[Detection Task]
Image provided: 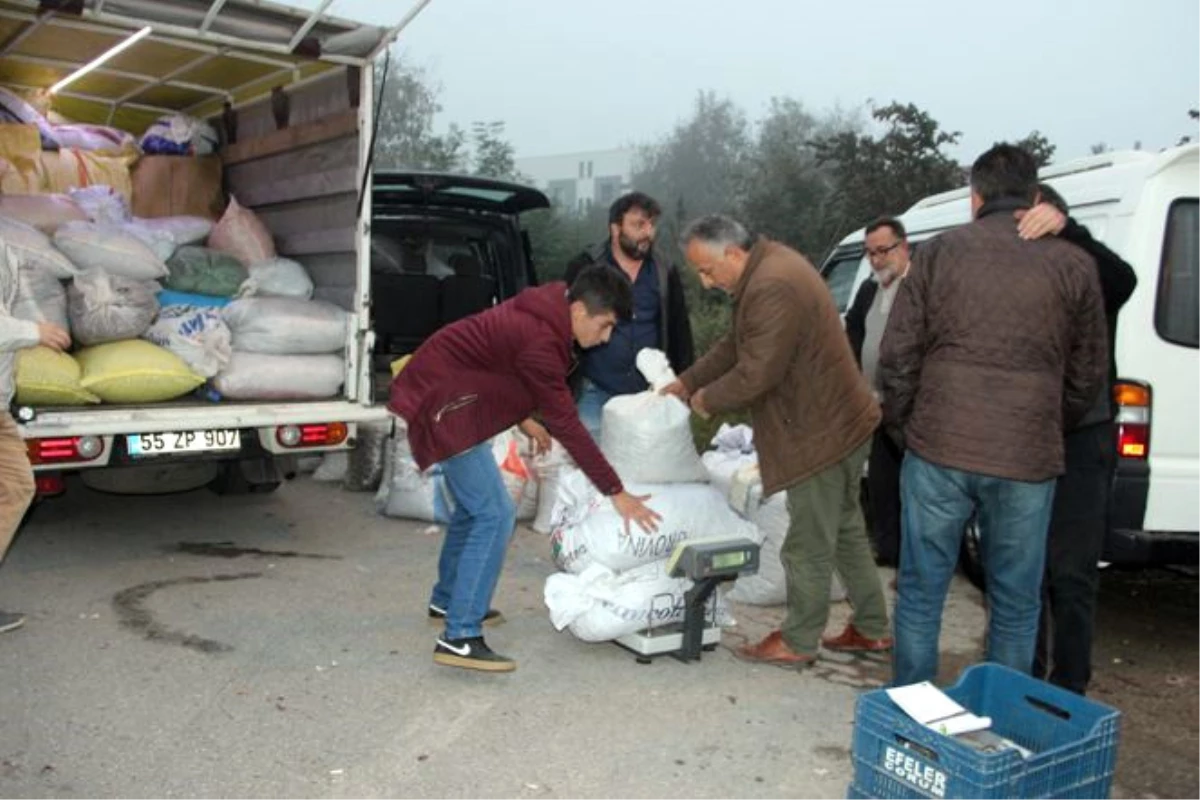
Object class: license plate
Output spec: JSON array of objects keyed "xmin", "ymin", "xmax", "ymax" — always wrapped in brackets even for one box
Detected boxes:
[{"xmin": 127, "ymin": 429, "xmax": 241, "ymax": 456}]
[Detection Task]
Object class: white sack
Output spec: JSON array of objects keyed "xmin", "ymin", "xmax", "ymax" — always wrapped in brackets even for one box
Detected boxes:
[
  {"xmin": 133, "ymin": 216, "xmax": 212, "ymax": 247},
  {"xmin": 12, "ymin": 263, "xmax": 68, "ymax": 330},
  {"xmin": 544, "ymin": 560, "xmax": 734, "ymax": 643},
  {"xmin": 531, "ymin": 439, "xmax": 574, "ymax": 534},
  {"xmin": 493, "ymin": 428, "xmax": 535, "ymax": 520},
  {"xmin": 312, "ymin": 452, "xmax": 349, "ymax": 482},
  {"xmin": 548, "ymin": 468, "xmax": 761, "ymax": 574},
  {"xmin": 212, "ymin": 352, "xmax": 343, "ymax": 400},
  {"xmin": 374, "ymin": 433, "xmax": 455, "ymax": 523},
  {"xmin": 121, "ymin": 220, "xmax": 177, "ymax": 262},
  {"xmin": 600, "ymin": 348, "xmax": 707, "ymax": 484},
  {"xmin": 238, "ymin": 257, "xmax": 314, "ymax": 300},
  {"xmin": 141, "ymin": 305, "xmax": 232, "ymax": 378},
  {"xmin": 53, "ymin": 221, "xmax": 168, "ymax": 281},
  {"xmin": 68, "ymin": 185, "xmax": 131, "ymax": 226},
  {"xmin": 221, "ymin": 297, "xmax": 348, "ymax": 355},
  {"xmin": 0, "ymin": 216, "xmax": 79, "ymax": 279},
  {"xmin": 67, "ymin": 270, "xmax": 159, "ymax": 346}
]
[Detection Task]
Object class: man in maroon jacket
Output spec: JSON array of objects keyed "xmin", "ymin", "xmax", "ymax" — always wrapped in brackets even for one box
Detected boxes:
[{"xmin": 388, "ymin": 266, "xmax": 661, "ymax": 672}]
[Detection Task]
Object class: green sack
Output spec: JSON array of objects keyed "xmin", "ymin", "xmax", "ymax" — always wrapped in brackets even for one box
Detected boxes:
[{"xmin": 165, "ymin": 246, "xmax": 248, "ymax": 297}]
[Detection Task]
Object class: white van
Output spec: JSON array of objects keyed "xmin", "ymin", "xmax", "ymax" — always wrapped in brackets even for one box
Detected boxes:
[{"xmin": 819, "ymin": 145, "xmax": 1199, "ymax": 577}]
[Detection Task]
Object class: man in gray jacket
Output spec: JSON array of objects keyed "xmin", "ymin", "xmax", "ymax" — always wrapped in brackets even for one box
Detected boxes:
[
  {"xmin": 0, "ymin": 244, "xmax": 71, "ymax": 633},
  {"xmin": 879, "ymin": 144, "xmax": 1108, "ymax": 686}
]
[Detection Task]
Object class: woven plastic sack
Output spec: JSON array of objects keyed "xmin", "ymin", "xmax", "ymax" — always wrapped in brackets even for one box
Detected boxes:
[
  {"xmin": 532, "ymin": 439, "xmax": 574, "ymax": 534},
  {"xmin": 221, "ymin": 297, "xmax": 348, "ymax": 355},
  {"xmin": 76, "ymin": 340, "xmax": 203, "ymax": 403},
  {"xmin": 238, "ymin": 257, "xmax": 313, "ymax": 300},
  {"xmin": 69, "ymin": 185, "xmax": 131, "ymax": 225},
  {"xmin": 12, "ymin": 265, "xmax": 68, "ymax": 330},
  {"xmin": 0, "ymin": 193, "xmax": 88, "ymax": 233},
  {"xmin": 166, "ymin": 246, "xmax": 248, "ymax": 297},
  {"xmin": 374, "ymin": 432, "xmax": 454, "ymax": 523},
  {"xmin": 121, "ymin": 220, "xmax": 177, "ymax": 262},
  {"xmin": 133, "ymin": 216, "xmax": 212, "ymax": 247},
  {"xmin": 142, "ymin": 305, "xmax": 232, "ymax": 378},
  {"xmin": 0, "ymin": 216, "xmax": 78, "ymax": 278},
  {"xmin": 53, "ymin": 220, "xmax": 167, "ymax": 281},
  {"xmin": 68, "ymin": 270, "xmax": 159, "ymax": 346},
  {"xmin": 208, "ymin": 195, "xmax": 275, "ymax": 266},
  {"xmin": 212, "ymin": 352, "xmax": 343, "ymax": 400},
  {"xmin": 14, "ymin": 346, "xmax": 99, "ymax": 406}
]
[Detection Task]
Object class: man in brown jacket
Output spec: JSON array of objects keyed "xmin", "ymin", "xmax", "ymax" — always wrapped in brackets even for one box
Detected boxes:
[
  {"xmin": 879, "ymin": 144, "xmax": 1108, "ymax": 686},
  {"xmin": 663, "ymin": 214, "xmax": 890, "ymax": 667}
]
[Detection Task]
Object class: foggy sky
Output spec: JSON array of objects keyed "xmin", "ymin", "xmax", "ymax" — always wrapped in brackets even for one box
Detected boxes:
[{"xmin": 304, "ymin": 0, "xmax": 1198, "ymax": 163}]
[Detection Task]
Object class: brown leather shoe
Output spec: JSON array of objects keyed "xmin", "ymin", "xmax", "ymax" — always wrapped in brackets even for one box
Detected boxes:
[
  {"xmin": 821, "ymin": 624, "xmax": 894, "ymax": 653},
  {"xmin": 735, "ymin": 630, "xmax": 817, "ymax": 667}
]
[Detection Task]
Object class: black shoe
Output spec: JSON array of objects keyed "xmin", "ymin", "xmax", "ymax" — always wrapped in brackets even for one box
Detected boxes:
[
  {"xmin": 0, "ymin": 611, "xmax": 26, "ymax": 634},
  {"xmin": 433, "ymin": 636, "xmax": 516, "ymax": 672},
  {"xmin": 428, "ymin": 604, "xmax": 506, "ymax": 627}
]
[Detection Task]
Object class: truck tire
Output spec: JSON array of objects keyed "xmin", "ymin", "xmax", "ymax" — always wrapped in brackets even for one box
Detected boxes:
[
  {"xmin": 958, "ymin": 515, "xmax": 986, "ymax": 591},
  {"xmin": 209, "ymin": 458, "xmax": 282, "ymax": 495}
]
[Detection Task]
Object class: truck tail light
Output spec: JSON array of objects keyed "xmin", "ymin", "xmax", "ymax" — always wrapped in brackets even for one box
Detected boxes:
[
  {"xmin": 34, "ymin": 473, "xmax": 66, "ymax": 497},
  {"xmin": 1113, "ymin": 381, "xmax": 1151, "ymax": 460},
  {"xmin": 26, "ymin": 436, "xmax": 105, "ymax": 465},
  {"xmin": 275, "ymin": 422, "xmax": 349, "ymax": 449}
]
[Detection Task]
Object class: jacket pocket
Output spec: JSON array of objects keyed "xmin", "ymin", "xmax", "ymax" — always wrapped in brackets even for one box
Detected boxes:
[{"xmin": 433, "ymin": 394, "xmax": 479, "ymax": 424}]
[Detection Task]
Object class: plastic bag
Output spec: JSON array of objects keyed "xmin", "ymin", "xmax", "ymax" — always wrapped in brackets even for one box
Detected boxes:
[
  {"xmin": 121, "ymin": 220, "xmax": 177, "ymax": 262},
  {"xmin": 139, "ymin": 113, "xmax": 219, "ymax": 156},
  {"xmin": 221, "ymin": 297, "xmax": 348, "ymax": 355},
  {"xmin": 67, "ymin": 270, "xmax": 159, "ymax": 346},
  {"xmin": 544, "ymin": 560, "xmax": 734, "ymax": 643},
  {"xmin": 374, "ymin": 433, "xmax": 455, "ymax": 523},
  {"xmin": 548, "ymin": 468, "xmax": 760, "ymax": 574},
  {"xmin": 0, "ymin": 216, "xmax": 78, "ymax": 278},
  {"xmin": 207, "ymin": 195, "xmax": 275, "ymax": 266},
  {"xmin": 492, "ymin": 428, "xmax": 533, "ymax": 514},
  {"xmin": 133, "ymin": 216, "xmax": 212, "ymax": 247},
  {"xmin": 142, "ymin": 305, "xmax": 232, "ymax": 378},
  {"xmin": 238, "ymin": 257, "xmax": 313, "ymax": 300},
  {"xmin": 76, "ymin": 340, "xmax": 203, "ymax": 403},
  {"xmin": 12, "ymin": 265, "xmax": 68, "ymax": 330},
  {"xmin": 600, "ymin": 348, "xmax": 708, "ymax": 484},
  {"xmin": 166, "ymin": 246, "xmax": 248, "ymax": 297},
  {"xmin": 313, "ymin": 452, "xmax": 349, "ymax": 483},
  {"xmin": 157, "ymin": 289, "xmax": 230, "ymax": 309},
  {"xmin": 53, "ymin": 220, "xmax": 168, "ymax": 281},
  {"xmin": 69, "ymin": 185, "xmax": 131, "ymax": 225},
  {"xmin": 14, "ymin": 346, "xmax": 99, "ymax": 405},
  {"xmin": 212, "ymin": 352, "xmax": 343, "ymax": 400}
]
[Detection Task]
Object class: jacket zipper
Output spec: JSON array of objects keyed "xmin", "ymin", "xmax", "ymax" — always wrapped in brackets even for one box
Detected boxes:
[{"xmin": 433, "ymin": 394, "xmax": 479, "ymax": 423}]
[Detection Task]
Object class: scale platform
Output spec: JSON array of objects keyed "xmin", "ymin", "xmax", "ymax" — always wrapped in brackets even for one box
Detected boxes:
[{"xmin": 615, "ymin": 623, "xmax": 722, "ymax": 663}]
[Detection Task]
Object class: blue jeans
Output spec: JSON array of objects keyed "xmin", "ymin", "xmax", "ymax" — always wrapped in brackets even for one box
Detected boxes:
[
  {"xmin": 430, "ymin": 441, "xmax": 516, "ymax": 640},
  {"xmin": 576, "ymin": 379, "xmax": 614, "ymax": 443},
  {"xmin": 893, "ymin": 451, "xmax": 1055, "ymax": 686}
]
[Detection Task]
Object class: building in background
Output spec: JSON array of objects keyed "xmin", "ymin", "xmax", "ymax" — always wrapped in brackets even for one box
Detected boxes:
[{"xmin": 515, "ymin": 147, "xmax": 634, "ymax": 215}]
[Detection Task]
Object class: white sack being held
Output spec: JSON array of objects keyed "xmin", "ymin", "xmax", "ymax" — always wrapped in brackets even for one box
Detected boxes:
[
  {"xmin": 600, "ymin": 348, "xmax": 707, "ymax": 484},
  {"xmin": 221, "ymin": 297, "xmax": 348, "ymax": 355},
  {"xmin": 548, "ymin": 468, "xmax": 761, "ymax": 574}
]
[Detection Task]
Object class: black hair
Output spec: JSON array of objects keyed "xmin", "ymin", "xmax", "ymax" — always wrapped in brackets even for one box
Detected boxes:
[
  {"xmin": 970, "ymin": 143, "xmax": 1039, "ymax": 205},
  {"xmin": 865, "ymin": 216, "xmax": 907, "ymax": 240},
  {"xmin": 567, "ymin": 264, "xmax": 633, "ymax": 320},
  {"xmin": 608, "ymin": 191, "xmax": 662, "ymax": 226},
  {"xmin": 1036, "ymin": 182, "xmax": 1069, "ymax": 214}
]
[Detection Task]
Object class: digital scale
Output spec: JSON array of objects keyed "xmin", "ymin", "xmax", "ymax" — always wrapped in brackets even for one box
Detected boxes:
[{"xmin": 615, "ymin": 537, "xmax": 761, "ymax": 664}]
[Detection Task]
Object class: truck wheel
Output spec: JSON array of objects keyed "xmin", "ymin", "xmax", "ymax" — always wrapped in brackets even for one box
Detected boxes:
[
  {"xmin": 958, "ymin": 516, "xmax": 986, "ymax": 591},
  {"xmin": 209, "ymin": 459, "xmax": 282, "ymax": 495}
]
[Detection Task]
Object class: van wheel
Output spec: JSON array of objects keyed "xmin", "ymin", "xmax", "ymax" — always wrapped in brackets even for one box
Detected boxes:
[
  {"xmin": 959, "ymin": 516, "xmax": 986, "ymax": 591},
  {"xmin": 209, "ymin": 459, "xmax": 282, "ymax": 495}
]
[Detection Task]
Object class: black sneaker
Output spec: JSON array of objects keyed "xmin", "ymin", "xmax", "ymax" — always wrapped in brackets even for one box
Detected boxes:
[
  {"xmin": 0, "ymin": 611, "xmax": 26, "ymax": 634},
  {"xmin": 433, "ymin": 636, "xmax": 516, "ymax": 672},
  {"xmin": 427, "ymin": 604, "xmax": 506, "ymax": 627}
]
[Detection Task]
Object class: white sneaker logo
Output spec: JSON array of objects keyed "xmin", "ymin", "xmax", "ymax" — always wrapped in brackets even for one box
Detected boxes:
[{"xmin": 439, "ymin": 640, "xmax": 471, "ymax": 656}]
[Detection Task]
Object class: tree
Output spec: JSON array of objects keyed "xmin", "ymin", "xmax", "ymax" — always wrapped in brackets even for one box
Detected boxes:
[
  {"xmin": 1012, "ymin": 130, "xmax": 1057, "ymax": 167},
  {"xmin": 812, "ymin": 101, "xmax": 964, "ymax": 236},
  {"xmin": 470, "ymin": 120, "xmax": 519, "ymax": 180},
  {"xmin": 371, "ymin": 49, "xmax": 465, "ymax": 171},
  {"xmin": 1090, "ymin": 142, "xmax": 1110, "ymax": 155}
]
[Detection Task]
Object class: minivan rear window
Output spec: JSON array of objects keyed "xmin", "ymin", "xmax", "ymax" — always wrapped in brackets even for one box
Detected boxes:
[{"xmin": 1155, "ymin": 199, "xmax": 1199, "ymax": 348}]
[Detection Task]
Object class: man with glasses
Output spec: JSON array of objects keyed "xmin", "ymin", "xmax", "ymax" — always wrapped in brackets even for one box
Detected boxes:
[{"xmin": 845, "ymin": 217, "xmax": 910, "ymax": 568}]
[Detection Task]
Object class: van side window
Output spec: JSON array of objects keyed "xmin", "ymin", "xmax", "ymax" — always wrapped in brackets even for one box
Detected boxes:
[
  {"xmin": 822, "ymin": 255, "xmax": 864, "ymax": 313},
  {"xmin": 1155, "ymin": 199, "xmax": 1199, "ymax": 348}
]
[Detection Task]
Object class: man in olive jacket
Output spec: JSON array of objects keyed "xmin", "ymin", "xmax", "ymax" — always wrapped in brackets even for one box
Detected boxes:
[{"xmin": 663, "ymin": 214, "xmax": 890, "ymax": 667}]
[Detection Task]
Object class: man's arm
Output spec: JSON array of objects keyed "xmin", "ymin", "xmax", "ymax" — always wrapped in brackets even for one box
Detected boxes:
[
  {"xmin": 844, "ymin": 279, "xmax": 876, "ymax": 367},
  {"xmin": 1062, "ymin": 255, "xmax": 1110, "ymax": 429},
  {"xmin": 878, "ymin": 244, "xmax": 934, "ymax": 445},
  {"xmin": 689, "ymin": 280, "xmax": 803, "ymax": 415},
  {"xmin": 665, "ymin": 264, "xmax": 695, "ymax": 373}
]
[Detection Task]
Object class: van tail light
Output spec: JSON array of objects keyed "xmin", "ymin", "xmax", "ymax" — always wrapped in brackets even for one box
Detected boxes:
[
  {"xmin": 275, "ymin": 422, "xmax": 349, "ymax": 449},
  {"xmin": 26, "ymin": 436, "xmax": 105, "ymax": 465},
  {"xmin": 34, "ymin": 473, "xmax": 66, "ymax": 497},
  {"xmin": 1113, "ymin": 381, "xmax": 1151, "ymax": 460}
]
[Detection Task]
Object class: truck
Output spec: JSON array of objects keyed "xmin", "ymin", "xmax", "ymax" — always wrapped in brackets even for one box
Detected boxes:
[{"xmin": 3, "ymin": 0, "xmax": 424, "ymax": 497}]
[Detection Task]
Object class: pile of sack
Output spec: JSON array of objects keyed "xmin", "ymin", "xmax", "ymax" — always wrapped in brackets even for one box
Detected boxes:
[{"xmin": 542, "ymin": 349, "xmax": 757, "ymax": 643}]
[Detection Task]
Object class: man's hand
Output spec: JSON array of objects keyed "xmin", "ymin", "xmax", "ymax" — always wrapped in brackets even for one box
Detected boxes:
[
  {"xmin": 1016, "ymin": 202, "xmax": 1067, "ymax": 240},
  {"xmin": 517, "ymin": 418, "xmax": 551, "ymax": 456},
  {"xmin": 689, "ymin": 388, "xmax": 712, "ymax": 420},
  {"xmin": 611, "ymin": 490, "xmax": 662, "ymax": 534},
  {"xmin": 37, "ymin": 322, "xmax": 70, "ymax": 352},
  {"xmin": 658, "ymin": 379, "xmax": 691, "ymax": 402}
]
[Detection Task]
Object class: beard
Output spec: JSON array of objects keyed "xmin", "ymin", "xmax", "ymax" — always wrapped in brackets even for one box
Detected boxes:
[
  {"xmin": 617, "ymin": 232, "xmax": 652, "ymax": 260},
  {"xmin": 873, "ymin": 265, "xmax": 899, "ymax": 286}
]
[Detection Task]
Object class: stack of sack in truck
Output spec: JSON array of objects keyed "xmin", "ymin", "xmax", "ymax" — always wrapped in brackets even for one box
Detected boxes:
[{"xmin": 542, "ymin": 349, "xmax": 760, "ymax": 643}]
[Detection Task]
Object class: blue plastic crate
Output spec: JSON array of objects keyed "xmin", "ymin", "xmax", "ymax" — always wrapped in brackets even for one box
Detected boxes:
[{"xmin": 850, "ymin": 663, "xmax": 1120, "ymax": 799}]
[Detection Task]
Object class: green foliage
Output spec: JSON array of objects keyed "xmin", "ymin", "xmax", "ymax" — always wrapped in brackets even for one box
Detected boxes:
[
  {"xmin": 372, "ymin": 50, "xmax": 465, "ymax": 171},
  {"xmin": 1011, "ymin": 130, "xmax": 1057, "ymax": 167}
]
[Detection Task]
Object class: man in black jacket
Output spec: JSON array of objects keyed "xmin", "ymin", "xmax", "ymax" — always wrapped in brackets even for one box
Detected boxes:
[
  {"xmin": 1018, "ymin": 183, "xmax": 1137, "ymax": 695},
  {"xmin": 844, "ymin": 217, "xmax": 910, "ymax": 567},
  {"xmin": 563, "ymin": 192, "xmax": 694, "ymax": 439}
]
